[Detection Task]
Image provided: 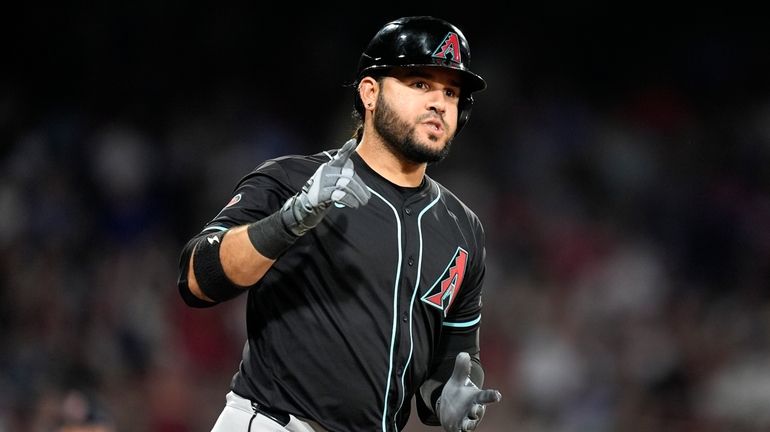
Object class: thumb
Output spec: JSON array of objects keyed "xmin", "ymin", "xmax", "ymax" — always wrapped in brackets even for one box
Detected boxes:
[
  {"xmin": 450, "ymin": 352, "xmax": 472, "ymax": 384},
  {"xmin": 474, "ymin": 389, "xmax": 502, "ymax": 405},
  {"xmin": 329, "ymin": 139, "xmax": 358, "ymax": 167}
]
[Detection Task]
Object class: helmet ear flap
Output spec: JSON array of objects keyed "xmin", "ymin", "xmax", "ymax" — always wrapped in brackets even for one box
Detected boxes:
[{"xmin": 456, "ymin": 94, "xmax": 474, "ymax": 134}]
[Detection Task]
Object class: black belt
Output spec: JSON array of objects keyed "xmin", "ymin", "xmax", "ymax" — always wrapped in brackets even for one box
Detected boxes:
[{"xmin": 251, "ymin": 401, "xmax": 290, "ymax": 427}]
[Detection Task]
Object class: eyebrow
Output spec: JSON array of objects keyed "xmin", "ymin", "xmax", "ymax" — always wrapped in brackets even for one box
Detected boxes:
[{"xmin": 400, "ymin": 69, "xmax": 463, "ymax": 89}]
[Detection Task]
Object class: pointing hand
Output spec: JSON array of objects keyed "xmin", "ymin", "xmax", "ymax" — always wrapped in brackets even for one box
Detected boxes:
[{"xmin": 281, "ymin": 139, "xmax": 371, "ymax": 236}]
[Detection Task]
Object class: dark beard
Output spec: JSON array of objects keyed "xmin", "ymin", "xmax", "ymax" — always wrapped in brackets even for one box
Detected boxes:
[{"xmin": 373, "ymin": 92, "xmax": 452, "ymax": 164}]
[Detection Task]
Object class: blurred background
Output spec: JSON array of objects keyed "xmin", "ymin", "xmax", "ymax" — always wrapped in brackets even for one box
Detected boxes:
[{"xmin": 2, "ymin": 5, "xmax": 770, "ymax": 432}]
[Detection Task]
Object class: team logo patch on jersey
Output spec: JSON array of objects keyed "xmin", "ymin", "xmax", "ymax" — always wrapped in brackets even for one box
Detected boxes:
[
  {"xmin": 421, "ymin": 247, "xmax": 468, "ymax": 316},
  {"xmin": 224, "ymin": 193, "xmax": 242, "ymax": 208},
  {"xmin": 432, "ymin": 32, "xmax": 462, "ymax": 65}
]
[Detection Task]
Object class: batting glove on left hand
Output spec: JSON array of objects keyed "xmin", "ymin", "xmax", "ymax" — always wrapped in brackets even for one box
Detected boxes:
[{"xmin": 437, "ymin": 352, "xmax": 502, "ymax": 432}]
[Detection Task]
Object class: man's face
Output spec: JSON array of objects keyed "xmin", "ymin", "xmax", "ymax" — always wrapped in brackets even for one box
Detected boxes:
[{"xmin": 372, "ymin": 67, "xmax": 463, "ymax": 164}]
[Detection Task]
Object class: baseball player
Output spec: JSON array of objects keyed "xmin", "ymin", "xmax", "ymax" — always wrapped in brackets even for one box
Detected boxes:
[{"xmin": 177, "ymin": 16, "xmax": 501, "ymax": 432}]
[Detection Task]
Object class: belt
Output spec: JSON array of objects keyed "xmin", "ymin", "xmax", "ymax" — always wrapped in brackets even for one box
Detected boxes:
[{"xmin": 251, "ymin": 401, "xmax": 290, "ymax": 427}]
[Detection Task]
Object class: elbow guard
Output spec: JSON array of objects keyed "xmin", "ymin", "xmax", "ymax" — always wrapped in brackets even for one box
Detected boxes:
[
  {"xmin": 178, "ymin": 237, "xmax": 217, "ymax": 308},
  {"xmin": 178, "ymin": 230, "xmax": 246, "ymax": 305},
  {"xmin": 192, "ymin": 230, "xmax": 247, "ymax": 302}
]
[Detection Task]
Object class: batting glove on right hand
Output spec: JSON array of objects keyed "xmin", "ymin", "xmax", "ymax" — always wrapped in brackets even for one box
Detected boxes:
[
  {"xmin": 281, "ymin": 139, "xmax": 371, "ymax": 236},
  {"xmin": 437, "ymin": 352, "xmax": 502, "ymax": 432}
]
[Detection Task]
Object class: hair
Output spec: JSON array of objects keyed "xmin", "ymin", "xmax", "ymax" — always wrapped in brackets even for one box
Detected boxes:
[{"xmin": 352, "ymin": 119, "xmax": 364, "ymax": 143}]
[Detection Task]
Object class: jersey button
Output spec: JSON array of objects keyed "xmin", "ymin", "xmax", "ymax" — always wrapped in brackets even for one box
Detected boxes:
[
  {"xmin": 397, "ymin": 366, "xmax": 403, "ymax": 376},
  {"xmin": 402, "ymin": 313, "xmax": 408, "ymax": 322},
  {"xmin": 408, "ymin": 257, "xmax": 414, "ymax": 266},
  {"xmin": 405, "ymin": 208, "xmax": 412, "ymax": 215}
]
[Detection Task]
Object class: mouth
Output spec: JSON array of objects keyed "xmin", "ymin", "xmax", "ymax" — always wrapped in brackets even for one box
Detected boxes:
[{"xmin": 422, "ymin": 118, "xmax": 445, "ymax": 134}]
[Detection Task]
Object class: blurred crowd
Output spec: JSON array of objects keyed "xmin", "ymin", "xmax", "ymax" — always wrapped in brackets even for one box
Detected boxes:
[{"xmin": 2, "ymin": 9, "xmax": 769, "ymax": 432}]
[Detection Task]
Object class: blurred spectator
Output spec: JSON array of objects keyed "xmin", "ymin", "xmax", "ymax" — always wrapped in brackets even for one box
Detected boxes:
[{"xmin": 54, "ymin": 388, "xmax": 115, "ymax": 432}]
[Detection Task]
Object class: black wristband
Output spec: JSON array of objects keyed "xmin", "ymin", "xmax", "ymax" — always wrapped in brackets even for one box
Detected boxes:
[{"xmin": 247, "ymin": 209, "xmax": 299, "ymax": 259}]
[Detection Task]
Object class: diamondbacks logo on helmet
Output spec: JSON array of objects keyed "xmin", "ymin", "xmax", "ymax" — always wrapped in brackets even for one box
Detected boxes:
[
  {"xmin": 432, "ymin": 32, "xmax": 462, "ymax": 65},
  {"xmin": 422, "ymin": 247, "xmax": 468, "ymax": 316}
]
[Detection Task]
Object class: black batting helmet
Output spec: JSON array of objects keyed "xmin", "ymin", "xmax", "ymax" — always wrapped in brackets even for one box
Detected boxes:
[{"xmin": 354, "ymin": 16, "xmax": 487, "ymax": 134}]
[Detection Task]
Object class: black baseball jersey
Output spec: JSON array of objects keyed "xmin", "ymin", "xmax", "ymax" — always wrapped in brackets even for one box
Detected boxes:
[{"xmin": 184, "ymin": 148, "xmax": 487, "ymax": 432}]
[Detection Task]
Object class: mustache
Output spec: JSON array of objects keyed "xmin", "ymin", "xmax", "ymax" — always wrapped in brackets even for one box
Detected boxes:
[{"xmin": 416, "ymin": 112, "xmax": 447, "ymax": 128}]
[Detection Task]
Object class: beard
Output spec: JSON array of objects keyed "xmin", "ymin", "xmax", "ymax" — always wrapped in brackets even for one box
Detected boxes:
[{"xmin": 373, "ymin": 92, "xmax": 453, "ymax": 164}]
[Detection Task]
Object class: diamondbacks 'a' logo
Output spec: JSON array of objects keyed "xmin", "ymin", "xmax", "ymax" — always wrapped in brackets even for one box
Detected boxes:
[
  {"xmin": 421, "ymin": 247, "xmax": 468, "ymax": 316},
  {"xmin": 432, "ymin": 32, "xmax": 462, "ymax": 65}
]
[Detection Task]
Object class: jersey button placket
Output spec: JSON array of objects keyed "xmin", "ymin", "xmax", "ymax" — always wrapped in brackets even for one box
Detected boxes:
[{"xmin": 404, "ymin": 207, "xmax": 412, "ymax": 215}]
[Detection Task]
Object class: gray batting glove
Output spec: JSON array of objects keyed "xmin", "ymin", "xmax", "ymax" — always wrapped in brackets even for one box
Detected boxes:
[
  {"xmin": 437, "ymin": 352, "xmax": 502, "ymax": 432},
  {"xmin": 281, "ymin": 139, "xmax": 371, "ymax": 236}
]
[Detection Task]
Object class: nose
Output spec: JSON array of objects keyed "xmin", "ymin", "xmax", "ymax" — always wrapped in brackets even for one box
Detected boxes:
[{"xmin": 426, "ymin": 90, "xmax": 446, "ymax": 115}]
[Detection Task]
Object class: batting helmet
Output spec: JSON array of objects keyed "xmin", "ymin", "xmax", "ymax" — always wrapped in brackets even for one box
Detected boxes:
[{"xmin": 354, "ymin": 16, "xmax": 487, "ymax": 134}]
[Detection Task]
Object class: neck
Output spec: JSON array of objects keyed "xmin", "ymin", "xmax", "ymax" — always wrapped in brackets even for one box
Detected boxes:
[{"xmin": 356, "ymin": 133, "xmax": 427, "ymax": 188}]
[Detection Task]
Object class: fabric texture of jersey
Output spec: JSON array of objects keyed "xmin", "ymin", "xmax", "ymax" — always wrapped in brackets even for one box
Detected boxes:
[{"xmin": 193, "ymin": 148, "xmax": 487, "ymax": 432}]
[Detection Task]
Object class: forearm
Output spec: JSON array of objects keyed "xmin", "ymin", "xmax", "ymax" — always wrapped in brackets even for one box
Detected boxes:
[
  {"xmin": 186, "ymin": 225, "xmax": 276, "ymax": 301},
  {"xmin": 180, "ymin": 208, "xmax": 300, "ymax": 305}
]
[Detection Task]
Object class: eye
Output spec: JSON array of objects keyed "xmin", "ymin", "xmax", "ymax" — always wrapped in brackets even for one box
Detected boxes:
[
  {"xmin": 412, "ymin": 81, "xmax": 429, "ymax": 90},
  {"xmin": 444, "ymin": 88, "xmax": 459, "ymax": 98}
]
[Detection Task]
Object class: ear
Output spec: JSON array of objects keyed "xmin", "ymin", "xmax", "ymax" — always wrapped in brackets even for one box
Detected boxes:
[{"xmin": 358, "ymin": 76, "xmax": 379, "ymax": 111}]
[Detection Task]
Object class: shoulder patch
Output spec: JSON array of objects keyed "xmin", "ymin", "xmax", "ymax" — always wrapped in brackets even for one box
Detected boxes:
[
  {"xmin": 224, "ymin": 193, "xmax": 242, "ymax": 208},
  {"xmin": 421, "ymin": 247, "xmax": 469, "ymax": 316}
]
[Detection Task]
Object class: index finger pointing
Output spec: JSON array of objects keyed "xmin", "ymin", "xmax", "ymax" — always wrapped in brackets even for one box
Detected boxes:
[{"xmin": 328, "ymin": 139, "xmax": 358, "ymax": 167}]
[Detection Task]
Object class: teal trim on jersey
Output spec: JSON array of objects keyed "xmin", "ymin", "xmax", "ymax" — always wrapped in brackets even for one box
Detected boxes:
[
  {"xmin": 394, "ymin": 188, "xmax": 441, "ymax": 422},
  {"xmin": 202, "ymin": 225, "xmax": 228, "ymax": 233},
  {"xmin": 369, "ymin": 188, "xmax": 403, "ymax": 432},
  {"xmin": 443, "ymin": 315, "xmax": 481, "ymax": 328}
]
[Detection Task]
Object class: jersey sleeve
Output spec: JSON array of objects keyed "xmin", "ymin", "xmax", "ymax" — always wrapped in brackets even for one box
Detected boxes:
[
  {"xmin": 416, "ymin": 214, "xmax": 489, "ymax": 424},
  {"xmin": 176, "ymin": 159, "xmax": 298, "ymax": 307},
  {"xmin": 200, "ymin": 159, "xmax": 297, "ymax": 234},
  {"xmin": 442, "ymin": 215, "xmax": 486, "ymax": 337}
]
